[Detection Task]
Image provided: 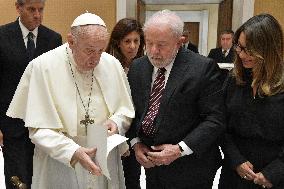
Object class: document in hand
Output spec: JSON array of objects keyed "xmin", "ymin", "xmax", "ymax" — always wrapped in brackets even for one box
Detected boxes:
[{"xmin": 87, "ymin": 124, "xmax": 128, "ymax": 179}]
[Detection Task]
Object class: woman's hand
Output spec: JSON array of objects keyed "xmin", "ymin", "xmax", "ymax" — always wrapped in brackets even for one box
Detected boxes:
[{"xmin": 236, "ymin": 161, "xmax": 257, "ymax": 180}]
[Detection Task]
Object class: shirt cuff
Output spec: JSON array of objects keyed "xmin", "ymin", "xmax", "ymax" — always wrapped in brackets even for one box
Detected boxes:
[
  {"xmin": 130, "ymin": 137, "xmax": 141, "ymax": 147},
  {"xmin": 178, "ymin": 141, "xmax": 193, "ymax": 157}
]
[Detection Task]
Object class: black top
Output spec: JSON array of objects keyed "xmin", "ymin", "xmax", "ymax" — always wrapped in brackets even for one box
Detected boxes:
[{"xmin": 219, "ymin": 71, "xmax": 284, "ymax": 189}]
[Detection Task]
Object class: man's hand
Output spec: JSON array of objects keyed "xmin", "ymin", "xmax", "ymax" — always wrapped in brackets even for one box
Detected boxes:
[
  {"xmin": 236, "ymin": 161, "xmax": 257, "ymax": 180},
  {"xmin": 253, "ymin": 172, "xmax": 273, "ymax": 188},
  {"xmin": 104, "ymin": 119, "xmax": 118, "ymax": 136},
  {"xmin": 71, "ymin": 147, "xmax": 102, "ymax": 176},
  {"xmin": 147, "ymin": 144, "xmax": 181, "ymax": 166},
  {"xmin": 0, "ymin": 130, "xmax": 3, "ymax": 147},
  {"xmin": 133, "ymin": 143, "xmax": 155, "ymax": 168}
]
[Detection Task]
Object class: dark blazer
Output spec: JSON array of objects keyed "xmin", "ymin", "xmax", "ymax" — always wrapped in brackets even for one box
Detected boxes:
[
  {"xmin": 219, "ymin": 73, "xmax": 284, "ymax": 189},
  {"xmin": 187, "ymin": 42, "xmax": 199, "ymax": 53},
  {"xmin": 208, "ymin": 47, "xmax": 235, "ymax": 63},
  {"xmin": 0, "ymin": 20, "xmax": 62, "ymax": 188},
  {"xmin": 127, "ymin": 48, "xmax": 225, "ymax": 188}
]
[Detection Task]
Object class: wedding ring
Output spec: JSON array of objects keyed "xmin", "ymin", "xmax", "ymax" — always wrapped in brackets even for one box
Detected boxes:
[
  {"xmin": 262, "ymin": 185, "xmax": 266, "ymax": 188},
  {"xmin": 243, "ymin": 175, "xmax": 247, "ymax": 179}
]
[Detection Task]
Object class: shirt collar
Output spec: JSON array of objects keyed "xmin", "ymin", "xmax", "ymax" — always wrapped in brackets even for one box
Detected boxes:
[
  {"xmin": 18, "ymin": 17, "xmax": 38, "ymax": 39},
  {"xmin": 153, "ymin": 58, "xmax": 175, "ymax": 75}
]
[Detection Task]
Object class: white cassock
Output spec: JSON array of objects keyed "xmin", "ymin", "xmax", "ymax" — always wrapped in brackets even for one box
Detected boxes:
[{"xmin": 6, "ymin": 43, "xmax": 135, "ymax": 189}]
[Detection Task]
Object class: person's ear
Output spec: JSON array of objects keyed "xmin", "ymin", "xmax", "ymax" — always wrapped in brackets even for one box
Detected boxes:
[
  {"xmin": 67, "ymin": 33, "xmax": 75, "ymax": 48},
  {"xmin": 178, "ymin": 36, "xmax": 185, "ymax": 46}
]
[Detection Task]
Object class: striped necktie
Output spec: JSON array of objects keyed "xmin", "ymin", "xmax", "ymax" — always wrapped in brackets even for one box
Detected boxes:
[{"xmin": 141, "ymin": 68, "xmax": 166, "ymax": 136}]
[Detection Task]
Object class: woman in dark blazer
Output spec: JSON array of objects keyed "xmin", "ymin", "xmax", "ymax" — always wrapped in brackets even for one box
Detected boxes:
[{"xmin": 219, "ymin": 14, "xmax": 284, "ymax": 189}]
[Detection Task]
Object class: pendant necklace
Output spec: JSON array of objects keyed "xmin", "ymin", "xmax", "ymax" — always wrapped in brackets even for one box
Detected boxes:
[{"xmin": 66, "ymin": 47, "xmax": 94, "ymax": 134}]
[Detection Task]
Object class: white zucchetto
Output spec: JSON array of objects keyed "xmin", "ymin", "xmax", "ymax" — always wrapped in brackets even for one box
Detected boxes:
[{"xmin": 71, "ymin": 12, "xmax": 106, "ymax": 27}]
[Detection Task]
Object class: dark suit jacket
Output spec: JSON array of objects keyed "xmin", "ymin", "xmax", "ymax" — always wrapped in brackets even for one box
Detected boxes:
[
  {"xmin": 187, "ymin": 42, "xmax": 199, "ymax": 53},
  {"xmin": 208, "ymin": 47, "xmax": 235, "ymax": 63},
  {"xmin": 127, "ymin": 48, "xmax": 225, "ymax": 187},
  {"xmin": 0, "ymin": 20, "xmax": 62, "ymax": 137}
]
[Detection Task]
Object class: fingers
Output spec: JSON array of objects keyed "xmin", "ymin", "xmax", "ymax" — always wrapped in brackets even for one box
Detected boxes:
[
  {"xmin": 73, "ymin": 147, "xmax": 102, "ymax": 176},
  {"xmin": 122, "ymin": 150, "xmax": 130, "ymax": 157},
  {"xmin": 133, "ymin": 143, "xmax": 155, "ymax": 168},
  {"xmin": 85, "ymin": 147, "xmax": 97, "ymax": 158},
  {"xmin": 237, "ymin": 161, "xmax": 257, "ymax": 180},
  {"xmin": 253, "ymin": 173, "xmax": 273, "ymax": 188},
  {"xmin": 104, "ymin": 119, "xmax": 118, "ymax": 136}
]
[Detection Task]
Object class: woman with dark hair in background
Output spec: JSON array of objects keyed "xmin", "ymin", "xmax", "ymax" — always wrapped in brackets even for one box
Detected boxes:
[
  {"xmin": 106, "ymin": 18, "xmax": 145, "ymax": 189},
  {"xmin": 219, "ymin": 14, "xmax": 284, "ymax": 189},
  {"xmin": 106, "ymin": 18, "xmax": 144, "ymax": 74}
]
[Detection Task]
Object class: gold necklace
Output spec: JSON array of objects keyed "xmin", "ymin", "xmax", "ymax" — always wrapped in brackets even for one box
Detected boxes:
[{"xmin": 66, "ymin": 47, "xmax": 94, "ymax": 133}]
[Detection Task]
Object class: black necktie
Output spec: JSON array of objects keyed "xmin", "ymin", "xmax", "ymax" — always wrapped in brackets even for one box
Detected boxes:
[
  {"xmin": 222, "ymin": 50, "xmax": 227, "ymax": 58},
  {"xmin": 27, "ymin": 32, "xmax": 35, "ymax": 61}
]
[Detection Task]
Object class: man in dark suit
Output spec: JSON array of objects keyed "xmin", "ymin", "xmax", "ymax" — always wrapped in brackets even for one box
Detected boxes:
[
  {"xmin": 208, "ymin": 30, "xmax": 235, "ymax": 82},
  {"xmin": 0, "ymin": 0, "xmax": 62, "ymax": 188},
  {"xmin": 182, "ymin": 30, "xmax": 199, "ymax": 53},
  {"xmin": 208, "ymin": 29, "xmax": 235, "ymax": 63},
  {"xmin": 127, "ymin": 10, "xmax": 224, "ymax": 189}
]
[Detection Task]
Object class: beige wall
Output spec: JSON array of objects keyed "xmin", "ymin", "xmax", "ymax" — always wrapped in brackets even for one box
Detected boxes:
[
  {"xmin": 145, "ymin": 4, "xmax": 219, "ymax": 54},
  {"xmin": 254, "ymin": 0, "xmax": 284, "ymax": 31},
  {"xmin": 0, "ymin": 0, "xmax": 116, "ymax": 42}
]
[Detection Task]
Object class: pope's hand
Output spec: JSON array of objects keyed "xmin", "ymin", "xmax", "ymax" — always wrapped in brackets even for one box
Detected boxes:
[
  {"xmin": 104, "ymin": 119, "xmax": 118, "ymax": 136},
  {"xmin": 71, "ymin": 147, "xmax": 102, "ymax": 176}
]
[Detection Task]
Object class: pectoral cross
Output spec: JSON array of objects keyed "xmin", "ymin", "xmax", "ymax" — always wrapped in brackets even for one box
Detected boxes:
[{"xmin": 80, "ymin": 114, "xmax": 94, "ymax": 134}]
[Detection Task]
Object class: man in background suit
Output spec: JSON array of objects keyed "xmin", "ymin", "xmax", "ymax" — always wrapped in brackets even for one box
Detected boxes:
[
  {"xmin": 0, "ymin": 0, "xmax": 62, "ymax": 188},
  {"xmin": 182, "ymin": 29, "xmax": 199, "ymax": 53},
  {"xmin": 208, "ymin": 30, "xmax": 234, "ymax": 82},
  {"xmin": 128, "ymin": 10, "xmax": 224, "ymax": 189},
  {"xmin": 208, "ymin": 29, "xmax": 235, "ymax": 63}
]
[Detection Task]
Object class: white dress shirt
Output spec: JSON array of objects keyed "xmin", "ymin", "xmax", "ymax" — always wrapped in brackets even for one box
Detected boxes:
[{"xmin": 18, "ymin": 17, "xmax": 38, "ymax": 48}]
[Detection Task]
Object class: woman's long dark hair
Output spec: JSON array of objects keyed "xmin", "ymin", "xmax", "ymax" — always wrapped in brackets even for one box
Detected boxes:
[{"xmin": 106, "ymin": 18, "xmax": 144, "ymax": 68}]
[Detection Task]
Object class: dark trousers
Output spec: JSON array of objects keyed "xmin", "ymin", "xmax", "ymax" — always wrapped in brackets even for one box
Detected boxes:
[
  {"xmin": 3, "ymin": 132, "xmax": 34, "ymax": 189},
  {"xmin": 122, "ymin": 148, "xmax": 141, "ymax": 189},
  {"xmin": 145, "ymin": 166, "xmax": 212, "ymax": 189}
]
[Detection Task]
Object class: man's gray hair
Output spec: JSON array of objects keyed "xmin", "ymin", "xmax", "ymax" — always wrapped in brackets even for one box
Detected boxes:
[
  {"xmin": 143, "ymin": 10, "xmax": 184, "ymax": 38},
  {"xmin": 71, "ymin": 25, "xmax": 109, "ymax": 43},
  {"xmin": 17, "ymin": 0, "xmax": 46, "ymax": 5}
]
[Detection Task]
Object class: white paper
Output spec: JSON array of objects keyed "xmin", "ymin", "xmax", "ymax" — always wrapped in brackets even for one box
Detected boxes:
[
  {"xmin": 217, "ymin": 63, "xmax": 234, "ymax": 70},
  {"xmin": 87, "ymin": 124, "xmax": 128, "ymax": 179}
]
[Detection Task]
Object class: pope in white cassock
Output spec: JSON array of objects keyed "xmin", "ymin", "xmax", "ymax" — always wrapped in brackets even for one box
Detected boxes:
[{"xmin": 6, "ymin": 12, "xmax": 135, "ymax": 189}]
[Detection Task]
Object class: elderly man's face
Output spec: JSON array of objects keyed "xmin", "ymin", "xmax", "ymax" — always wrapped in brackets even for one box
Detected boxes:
[
  {"xmin": 68, "ymin": 28, "xmax": 108, "ymax": 72},
  {"xmin": 145, "ymin": 25, "xmax": 181, "ymax": 68},
  {"xmin": 16, "ymin": 0, "xmax": 44, "ymax": 31}
]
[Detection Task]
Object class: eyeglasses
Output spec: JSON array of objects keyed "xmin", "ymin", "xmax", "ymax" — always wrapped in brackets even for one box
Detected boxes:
[{"xmin": 233, "ymin": 43, "xmax": 251, "ymax": 55}]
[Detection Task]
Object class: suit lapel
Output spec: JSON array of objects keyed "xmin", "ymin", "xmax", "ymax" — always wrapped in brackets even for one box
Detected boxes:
[
  {"xmin": 35, "ymin": 25, "xmax": 49, "ymax": 57},
  {"xmin": 141, "ymin": 59, "xmax": 154, "ymax": 111},
  {"xmin": 8, "ymin": 21, "xmax": 27, "ymax": 58},
  {"xmin": 155, "ymin": 50, "xmax": 190, "ymax": 128}
]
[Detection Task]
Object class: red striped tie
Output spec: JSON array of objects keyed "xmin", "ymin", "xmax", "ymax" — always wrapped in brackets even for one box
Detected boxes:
[{"xmin": 141, "ymin": 68, "xmax": 166, "ymax": 136}]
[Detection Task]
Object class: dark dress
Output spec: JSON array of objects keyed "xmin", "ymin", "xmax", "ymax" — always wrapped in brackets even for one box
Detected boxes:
[{"xmin": 219, "ymin": 71, "xmax": 284, "ymax": 189}]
